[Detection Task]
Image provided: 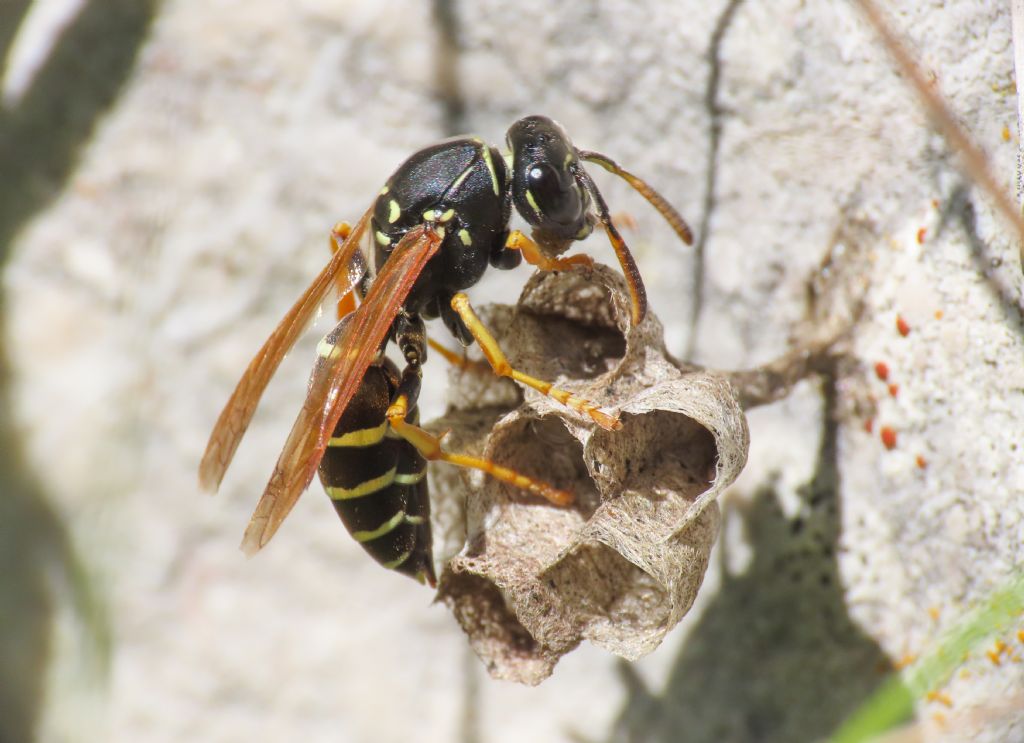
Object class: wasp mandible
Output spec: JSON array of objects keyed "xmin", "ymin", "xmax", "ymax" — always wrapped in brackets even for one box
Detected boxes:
[{"xmin": 200, "ymin": 115, "xmax": 693, "ymax": 585}]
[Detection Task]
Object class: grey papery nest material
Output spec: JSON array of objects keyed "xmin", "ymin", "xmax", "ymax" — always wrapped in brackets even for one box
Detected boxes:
[{"xmin": 427, "ymin": 264, "xmax": 750, "ymax": 685}]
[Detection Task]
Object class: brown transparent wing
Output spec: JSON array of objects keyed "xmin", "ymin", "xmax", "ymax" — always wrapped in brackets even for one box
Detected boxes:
[
  {"xmin": 198, "ymin": 207, "xmax": 373, "ymax": 493},
  {"xmin": 240, "ymin": 226, "xmax": 442, "ymax": 555}
]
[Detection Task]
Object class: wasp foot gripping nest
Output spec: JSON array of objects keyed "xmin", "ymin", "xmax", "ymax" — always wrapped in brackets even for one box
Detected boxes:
[{"xmin": 427, "ymin": 264, "xmax": 749, "ymax": 685}]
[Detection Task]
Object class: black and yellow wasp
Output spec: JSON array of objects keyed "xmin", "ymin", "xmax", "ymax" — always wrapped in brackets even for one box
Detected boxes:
[{"xmin": 199, "ymin": 115, "xmax": 692, "ymax": 586}]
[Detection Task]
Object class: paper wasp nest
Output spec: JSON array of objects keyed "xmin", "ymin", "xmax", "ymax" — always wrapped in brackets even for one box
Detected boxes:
[{"xmin": 428, "ymin": 265, "xmax": 749, "ymax": 685}]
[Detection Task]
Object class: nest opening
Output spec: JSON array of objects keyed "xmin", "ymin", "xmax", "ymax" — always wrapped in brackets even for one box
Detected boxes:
[
  {"xmin": 630, "ymin": 410, "xmax": 717, "ymax": 491},
  {"xmin": 488, "ymin": 415, "xmax": 601, "ymax": 516},
  {"xmin": 586, "ymin": 409, "xmax": 718, "ymax": 502},
  {"xmin": 512, "ymin": 308, "xmax": 627, "ymax": 382}
]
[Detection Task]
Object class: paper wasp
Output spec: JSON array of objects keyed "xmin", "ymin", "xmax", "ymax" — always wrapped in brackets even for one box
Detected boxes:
[{"xmin": 199, "ymin": 115, "xmax": 693, "ymax": 586}]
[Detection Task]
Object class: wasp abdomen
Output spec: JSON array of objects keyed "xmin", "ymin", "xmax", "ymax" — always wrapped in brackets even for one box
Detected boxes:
[{"xmin": 317, "ymin": 361, "xmax": 434, "ymax": 585}]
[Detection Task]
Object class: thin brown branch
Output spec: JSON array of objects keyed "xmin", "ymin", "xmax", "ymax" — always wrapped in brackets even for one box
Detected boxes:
[
  {"xmin": 1013, "ymin": 0, "xmax": 1024, "ymax": 202},
  {"xmin": 854, "ymin": 0, "xmax": 1024, "ymax": 269}
]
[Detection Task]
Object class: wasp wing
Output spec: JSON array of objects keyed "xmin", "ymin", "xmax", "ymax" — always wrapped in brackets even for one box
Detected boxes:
[
  {"xmin": 240, "ymin": 226, "xmax": 442, "ymax": 555},
  {"xmin": 198, "ymin": 208, "xmax": 373, "ymax": 493}
]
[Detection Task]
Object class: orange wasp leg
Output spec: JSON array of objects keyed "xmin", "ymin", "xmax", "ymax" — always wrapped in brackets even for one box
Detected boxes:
[
  {"xmin": 329, "ymin": 221, "xmax": 358, "ymax": 320},
  {"xmin": 504, "ymin": 229, "xmax": 594, "ymax": 272},
  {"xmin": 385, "ymin": 394, "xmax": 573, "ymax": 507},
  {"xmin": 449, "ymin": 292, "xmax": 622, "ymax": 431},
  {"xmin": 426, "ymin": 337, "xmax": 492, "ymax": 375}
]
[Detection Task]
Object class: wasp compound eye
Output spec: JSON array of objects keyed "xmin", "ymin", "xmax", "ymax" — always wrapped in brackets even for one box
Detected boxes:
[{"xmin": 526, "ymin": 162, "xmax": 582, "ymax": 226}]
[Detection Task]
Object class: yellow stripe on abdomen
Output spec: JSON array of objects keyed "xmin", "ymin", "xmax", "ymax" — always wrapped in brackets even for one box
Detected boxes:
[
  {"xmin": 351, "ymin": 511, "xmax": 406, "ymax": 542},
  {"xmin": 394, "ymin": 470, "xmax": 426, "ymax": 485},
  {"xmin": 382, "ymin": 550, "xmax": 412, "ymax": 569},
  {"xmin": 325, "ymin": 467, "xmax": 396, "ymax": 500},
  {"xmin": 327, "ymin": 422, "xmax": 388, "ymax": 448}
]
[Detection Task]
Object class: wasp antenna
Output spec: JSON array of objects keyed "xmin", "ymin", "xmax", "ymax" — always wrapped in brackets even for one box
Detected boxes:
[
  {"xmin": 578, "ymin": 149, "xmax": 694, "ymax": 247},
  {"xmin": 572, "ymin": 163, "xmax": 648, "ymax": 326}
]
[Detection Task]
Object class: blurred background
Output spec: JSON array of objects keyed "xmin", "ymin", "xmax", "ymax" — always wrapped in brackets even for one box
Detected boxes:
[{"xmin": 1, "ymin": 1, "xmax": 1022, "ymax": 741}]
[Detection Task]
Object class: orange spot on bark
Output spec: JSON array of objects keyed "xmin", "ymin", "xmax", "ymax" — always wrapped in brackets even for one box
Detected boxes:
[
  {"xmin": 874, "ymin": 361, "xmax": 890, "ymax": 381},
  {"xmin": 893, "ymin": 653, "xmax": 916, "ymax": 670},
  {"xmin": 880, "ymin": 426, "xmax": 897, "ymax": 450},
  {"xmin": 863, "ymin": 418, "xmax": 874, "ymax": 434},
  {"xmin": 888, "ymin": 383, "xmax": 899, "ymax": 398},
  {"xmin": 986, "ymin": 640, "xmax": 1008, "ymax": 666},
  {"xmin": 896, "ymin": 316, "xmax": 911, "ymax": 336},
  {"xmin": 916, "ymin": 455, "xmax": 928, "ymax": 469},
  {"xmin": 917, "ymin": 227, "xmax": 927, "ymax": 244}
]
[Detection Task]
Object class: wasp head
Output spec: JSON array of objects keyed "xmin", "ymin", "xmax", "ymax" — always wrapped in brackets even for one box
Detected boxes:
[{"xmin": 506, "ymin": 115, "xmax": 595, "ymax": 246}]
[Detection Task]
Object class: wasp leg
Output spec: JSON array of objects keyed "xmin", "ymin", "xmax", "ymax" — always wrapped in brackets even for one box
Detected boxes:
[
  {"xmin": 389, "ymin": 328, "xmax": 573, "ymax": 507},
  {"xmin": 331, "ymin": 221, "xmax": 352, "ymax": 241},
  {"xmin": 385, "ymin": 379, "xmax": 573, "ymax": 507},
  {"xmin": 329, "ymin": 221, "xmax": 359, "ymax": 319},
  {"xmin": 489, "ymin": 229, "xmax": 524, "ymax": 270},
  {"xmin": 449, "ymin": 292, "xmax": 622, "ymax": 431},
  {"xmin": 427, "ymin": 337, "xmax": 492, "ymax": 375},
  {"xmin": 505, "ymin": 229, "xmax": 594, "ymax": 272}
]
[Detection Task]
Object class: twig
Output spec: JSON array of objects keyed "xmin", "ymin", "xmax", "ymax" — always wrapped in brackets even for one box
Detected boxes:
[
  {"xmin": 854, "ymin": 0, "xmax": 1024, "ymax": 270},
  {"xmin": 1013, "ymin": 0, "xmax": 1024, "ymax": 202}
]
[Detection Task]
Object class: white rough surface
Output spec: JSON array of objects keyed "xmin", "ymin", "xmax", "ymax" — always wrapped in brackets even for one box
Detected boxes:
[{"xmin": 3, "ymin": 0, "xmax": 1024, "ymax": 741}]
